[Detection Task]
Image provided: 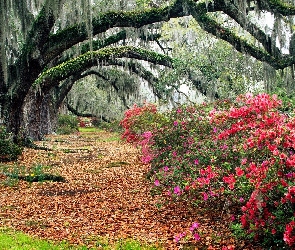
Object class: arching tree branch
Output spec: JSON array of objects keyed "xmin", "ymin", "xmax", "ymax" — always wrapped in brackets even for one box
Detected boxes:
[
  {"xmin": 193, "ymin": 1, "xmax": 294, "ymax": 69},
  {"xmin": 50, "ymin": 30, "xmax": 127, "ymax": 68},
  {"xmin": 43, "ymin": 1, "xmax": 185, "ymax": 64},
  {"xmin": 35, "ymin": 46, "xmax": 175, "ymax": 90}
]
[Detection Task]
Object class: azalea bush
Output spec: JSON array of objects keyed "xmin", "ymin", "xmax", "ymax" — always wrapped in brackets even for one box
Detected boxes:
[{"xmin": 121, "ymin": 93, "xmax": 295, "ymax": 248}]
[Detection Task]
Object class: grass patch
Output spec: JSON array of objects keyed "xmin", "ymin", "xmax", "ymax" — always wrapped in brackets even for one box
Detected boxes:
[
  {"xmin": 0, "ymin": 228, "xmax": 162, "ymax": 249},
  {"xmin": 106, "ymin": 161, "xmax": 129, "ymax": 168},
  {"xmin": 0, "ymin": 164, "xmax": 65, "ymax": 185},
  {"xmin": 0, "ymin": 228, "xmax": 85, "ymax": 249},
  {"xmin": 113, "ymin": 239, "xmax": 161, "ymax": 249},
  {"xmin": 78, "ymin": 127, "xmax": 101, "ymax": 133},
  {"xmin": 100, "ymin": 135, "xmax": 120, "ymax": 142},
  {"xmin": 78, "ymin": 128, "xmax": 120, "ymax": 141}
]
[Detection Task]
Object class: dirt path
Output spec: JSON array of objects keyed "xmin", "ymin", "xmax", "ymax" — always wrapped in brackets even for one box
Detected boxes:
[{"xmin": 0, "ymin": 131, "xmax": 259, "ymax": 249}]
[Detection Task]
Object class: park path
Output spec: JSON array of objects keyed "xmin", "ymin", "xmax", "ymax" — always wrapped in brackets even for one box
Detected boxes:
[{"xmin": 0, "ymin": 130, "xmax": 258, "ymax": 249}]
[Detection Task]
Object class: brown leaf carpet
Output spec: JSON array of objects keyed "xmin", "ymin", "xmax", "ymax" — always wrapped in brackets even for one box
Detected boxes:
[{"xmin": 0, "ymin": 131, "xmax": 262, "ymax": 249}]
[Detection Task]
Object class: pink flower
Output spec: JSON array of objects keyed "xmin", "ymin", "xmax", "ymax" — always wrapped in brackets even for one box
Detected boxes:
[
  {"xmin": 203, "ymin": 192, "xmax": 208, "ymax": 201},
  {"xmin": 142, "ymin": 154, "xmax": 152, "ymax": 164},
  {"xmin": 241, "ymin": 158, "xmax": 247, "ymax": 165},
  {"xmin": 193, "ymin": 233, "xmax": 200, "ymax": 241},
  {"xmin": 189, "ymin": 222, "xmax": 199, "ymax": 231},
  {"xmin": 174, "ymin": 232, "xmax": 186, "ymax": 243},
  {"xmin": 174, "ymin": 235, "xmax": 180, "ymax": 243},
  {"xmin": 163, "ymin": 166, "xmax": 169, "ymax": 172},
  {"xmin": 284, "ymin": 221, "xmax": 295, "ymax": 246},
  {"xmin": 194, "ymin": 159, "xmax": 199, "ymax": 165},
  {"xmin": 173, "ymin": 121, "xmax": 178, "ymax": 126},
  {"xmin": 154, "ymin": 179, "xmax": 160, "ymax": 186},
  {"xmin": 174, "ymin": 186, "xmax": 181, "ymax": 195},
  {"xmin": 142, "ymin": 131, "xmax": 152, "ymax": 139}
]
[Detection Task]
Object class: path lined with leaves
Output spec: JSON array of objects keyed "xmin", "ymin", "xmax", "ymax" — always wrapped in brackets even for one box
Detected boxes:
[{"xmin": 0, "ymin": 131, "xmax": 259, "ymax": 249}]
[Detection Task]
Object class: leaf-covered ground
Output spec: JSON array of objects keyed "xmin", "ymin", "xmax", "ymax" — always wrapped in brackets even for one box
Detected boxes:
[{"xmin": 0, "ymin": 130, "xmax": 262, "ymax": 249}]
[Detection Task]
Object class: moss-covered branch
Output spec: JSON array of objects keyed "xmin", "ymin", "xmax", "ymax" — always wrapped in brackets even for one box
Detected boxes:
[
  {"xmin": 43, "ymin": 1, "xmax": 184, "ymax": 64},
  {"xmin": 40, "ymin": 0, "xmax": 295, "ymax": 70},
  {"xmin": 35, "ymin": 46, "xmax": 175, "ymax": 90},
  {"xmin": 50, "ymin": 30, "xmax": 127, "ymax": 68},
  {"xmin": 193, "ymin": 2, "xmax": 294, "ymax": 69},
  {"xmin": 260, "ymin": 0, "xmax": 295, "ymax": 15}
]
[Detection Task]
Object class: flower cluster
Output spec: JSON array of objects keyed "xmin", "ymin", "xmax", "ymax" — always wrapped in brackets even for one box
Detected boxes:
[
  {"xmin": 120, "ymin": 103, "xmax": 157, "ymax": 143},
  {"xmin": 121, "ymin": 93, "xmax": 295, "ymax": 248},
  {"xmin": 173, "ymin": 222, "xmax": 200, "ymax": 243}
]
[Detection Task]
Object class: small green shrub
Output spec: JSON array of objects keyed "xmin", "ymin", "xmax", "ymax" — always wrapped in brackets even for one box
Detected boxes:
[
  {"xmin": 97, "ymin": 120, "xmax": 123, "ymax": 133},
  {"xmin": 0, "ymin": 126, "xmax": 23, "ymax": 162},
  {"xmin": 56, "ymin": 114, "xmax": 79, "ymax": 135},
  {"xmin": 0, "ymin": 163, "xmax": 65, "ymax": 185}
]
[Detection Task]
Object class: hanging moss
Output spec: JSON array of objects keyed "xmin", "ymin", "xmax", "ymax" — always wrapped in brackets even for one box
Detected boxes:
[
  {"xmin": 194, "ymin": 1, "xmax": 293, "ymax": 70},
  {"xmin": 45, "ymin": 6, "xmax": 171, "ymax": 65}
]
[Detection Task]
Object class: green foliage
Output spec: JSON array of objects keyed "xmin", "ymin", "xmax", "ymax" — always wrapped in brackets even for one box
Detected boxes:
[
  {"xmin": 0, "ymin": 227, "xmax": 88, "ymax": 249},
  {"xmin": 95, "ymin": 120, "xmax": 123, "ymax": 133},
  {"xmin": 0, "ymin": 126, "xmax": 23, "ymax": 162},
  {"xmin": 272, "ymin": 86, "xmax": 295, "ymax": 115},
  {"xmin": 0, "ymin": 163, "xmax": 65, "ymax": 186},
  {"xmin": 57, "ymin": 114, "xmax": 79, "ymax": 135},
  {"xmin": 0, "ymin": 227, "xmax": 161, "ymax": 249},
  {"xmin": 135, "ymin": 0, "xmax": 152, "ymax": 8},
  {"xmin": 159, "ymin": 16, "xmax": 264, "ymax": 100}
]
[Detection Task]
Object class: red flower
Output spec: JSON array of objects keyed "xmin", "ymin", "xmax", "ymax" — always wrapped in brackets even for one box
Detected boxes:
[
  {"xmin": 223, "ymin": 174, "xmax": 236, "ymax": 190},
  {"xmin": 235, "ymin": 167, "xmax": 244, "ymax": 177}
]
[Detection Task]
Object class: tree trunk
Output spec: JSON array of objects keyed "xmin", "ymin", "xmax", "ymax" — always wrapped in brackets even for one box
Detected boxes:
[{"xmin": 22, "ymin": 89, "xmax": 58, "ymax": 141}]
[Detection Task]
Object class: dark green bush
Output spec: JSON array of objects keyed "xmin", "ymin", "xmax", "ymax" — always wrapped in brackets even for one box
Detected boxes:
[
  {"xmin": 96, "ymin": 120, "xmax": 123, "ymax": 133},
  {"xmin": 0, "ymin": 126, "xmax": 23, "ymax": 162},
  {"xmin": 56, "ymin": 114, "xmax": 79, "ymax": 134}
]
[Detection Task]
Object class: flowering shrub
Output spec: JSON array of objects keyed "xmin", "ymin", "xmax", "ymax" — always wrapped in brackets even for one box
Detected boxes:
[
  {"xmin": 120, "ymin": 103, "xmax": 158, "ymax": 144},
  {"xmin": 120, "ymin": 103, "xmax": 167, "ymax": 163},
  {"xmin": 121, "ymin": 93, "xmax": 295, "ymax": 248}
]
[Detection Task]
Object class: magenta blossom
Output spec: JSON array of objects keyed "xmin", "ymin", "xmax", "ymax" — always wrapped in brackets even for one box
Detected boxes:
[
  {"xmin": 174, "ymin": 186, "xmax": 181, "ymax": 195},
  {"xmin": 193, "ymin": 233, "xmax": 200, "ymax": 241},
  {"xmin": 174, "ymin": 232, "xmax": 186, "ymax": 242},
  {"xmin": 189, "ymin": 222, "xmax": 199, "ymax": 231}
]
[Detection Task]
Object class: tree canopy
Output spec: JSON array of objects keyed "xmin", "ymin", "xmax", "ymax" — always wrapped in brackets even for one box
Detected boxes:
[{"xmin": 1, "ymin": 0, "xmax": 295, "ymax": 140}]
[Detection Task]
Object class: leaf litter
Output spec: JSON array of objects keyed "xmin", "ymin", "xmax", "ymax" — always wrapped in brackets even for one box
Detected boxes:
[{"xmin": 0, "ymin": 131, "xmax": 263, "ymax": 249}]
